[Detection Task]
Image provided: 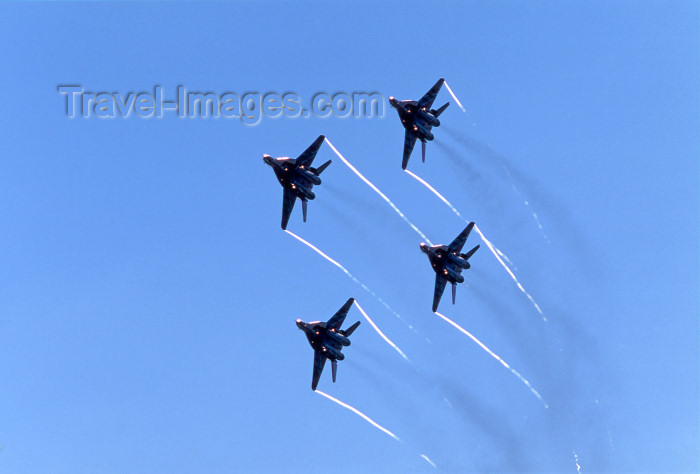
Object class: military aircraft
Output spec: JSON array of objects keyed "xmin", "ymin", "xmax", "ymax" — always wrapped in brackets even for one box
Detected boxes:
[
  {"xmin": 389, "ymin": 78, "xmax": 450, "ymax": 170},
  {"xmin": 296, "ymin": 297, "xmax": 361, "ymax": 391},
  {"xmin": 420, "ymin": 222, "xmax": 480, "ymax": 312},
  {"xmin": 263, "ymin": 135, "xmax": 331, "ymax": 229}
]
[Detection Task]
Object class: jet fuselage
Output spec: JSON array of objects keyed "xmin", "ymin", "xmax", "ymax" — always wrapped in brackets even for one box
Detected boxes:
[
  {"xmin": 263, "ymin": 155, "xmax": 318, "ymax": 201},
  {"xmin": 420, "ymin": 243, "xmax": 469, "ymax": 285}
]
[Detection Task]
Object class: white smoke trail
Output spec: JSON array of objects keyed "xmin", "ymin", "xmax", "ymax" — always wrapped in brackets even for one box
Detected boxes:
[
  {"xmin": 401, "ymin": 170, "xmax": 542, "ymax": 321},
  {"xmin": 503, "ymin": 166, "xmax": 551, "ymax": 244},
  {"xmin": 496, "ymin": 247, "xmax": 515, "ymax": 267},
  {"xmin": 573, "ymin": 451, "xmax": 582, "ymax": 473},
  {"xmin": 284, "ymin": 229, "xmax": 410, "ymax": 325},
  {"xmin": 473, "ymin": 225, "xmax": 546, "ymax": 322},
  {"xmin": 434, "ymin": 311, "xmax": 548, "ymax": 408},
  {"xmin": 316, "ymin": 390, "xmax": 401, "ymax": 442},
  {"xmin": 353, "ymin": 300, "xmax": 409, "ymax": 361},
  {"xmin": 404, "ymin": 169, "xmax": 463, "ymax": 219},
  {"xmin": 325, "ymin": 138, "xmax": 433, "ymax": 246},
  {"xmin": 443, "ymin": 80, "xmax": 466, "ymax": 112},
  {"xmin": 420, "ymin": 454, "xmax": 437, "ymax": 469}
]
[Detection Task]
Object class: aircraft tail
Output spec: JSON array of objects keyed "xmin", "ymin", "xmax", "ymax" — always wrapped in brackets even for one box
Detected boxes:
[
  {"xmin": 314, "ymin": 160, "xmax": 332, "ymax": 175},
  {"xmin": 462, "ymin": 244, "xmax": 480, "ymax": 260},
  {"xmin": 432, "ymin": 102, "xmax": 450, "ymax": 117},
  {"xmin": 343, "ymin": 321, "xmax": 361, "ymax": 337},
  {"xmin": 331, "ymin": 359, "xmax": 337, "ymax": 383}
]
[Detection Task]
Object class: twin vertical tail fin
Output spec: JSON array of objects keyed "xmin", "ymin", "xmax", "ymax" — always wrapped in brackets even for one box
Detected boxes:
[
  {"xmin": 421, "ymin": 140, "xmax": 426, "ymax": 162},
  {"xmin": 331, "ymin": 359, "xmax": 337, "ymax": 383},
  {"xmin": 452, "ymin": 283, "xmax": 457, "ymax": 305},
  {"xmin": 302, "ymin": 199, "xmax": 307, "ymax": 222}
]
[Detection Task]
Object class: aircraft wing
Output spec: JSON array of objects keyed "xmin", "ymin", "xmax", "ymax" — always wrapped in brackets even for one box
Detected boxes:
[
  {"xmin": 326, "ymin": 297, "xmax": 355, "ymax": 331},
  {"xmin": 296, "ymin": 135, "xmax": 326, "ymax": 169},
  {"xmin": 281, "ymin": 188, "xmax": 296, "ymax": 230},
  {"xmin": 402, "ymin": 130, "xmax": 418, "ymax": 170},
  {"xmin": 417, "ymin": 78, "xmax": 445, "ymax": 110},
  {"xmin": 448, "ymin": 221, "xmax": 475, "ymax": 254},
  {"xmin": 311, "ymin": 350, "xmax": 326, "ymax": 391},
  {"xmin": 432, "ymin": 273, "xmax": 448, "ymax": 313}
]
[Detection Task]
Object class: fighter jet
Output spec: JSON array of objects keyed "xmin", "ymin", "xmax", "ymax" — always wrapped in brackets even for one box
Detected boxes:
[
  {"xmin": 263, "ymin": 135, "xmax": 331, "ymax": 230},
  {"xmin": 420, "ymin": 222, "xmax": 480, "ymax": 312},
  {"xmin": 296, "ymin": 297, "xmax": 361, "ymax": 391},
  {"xmin": 389, "ymin": 78, "xmax": 450, "ymax": 170}
]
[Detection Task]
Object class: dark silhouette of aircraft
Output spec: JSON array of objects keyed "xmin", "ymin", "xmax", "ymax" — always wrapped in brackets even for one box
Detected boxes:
[
  {"xmin": 389, "ymin": 78, "xmax": 450, "ymax": 170},
  {"xmin": 263, "ymin": 135, "xmax": 331, "ymax": 229},
  {"xmin": 296, "ymin": 297, "xmax": 361, "ymax": 391},
  {"xmin": 420, "ymin": 222, "xmax": 480, "ymax": 312}
]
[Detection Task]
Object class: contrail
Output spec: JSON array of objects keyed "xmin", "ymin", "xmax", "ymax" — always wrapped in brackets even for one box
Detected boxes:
[
  {"xmin": 434, "ymin": 311, "xmax": 548, "ymax": 408},
  {"xmin": 325, "ymin": 138, "xmax": 433, "ymax": 246},
  {"xmin": 316, "ymin": 390, "xmax": 401, "ymax": 442},
  {"xmin": 284, "ymin": 229, "xmax": 409, "ymax": 324},
  {"xmin": 443, "ymin": 80, "xmax": 466, "ymax": 112},
  {"xmin": 353, "ymin": 300, "xmax": 409, "ymax": 361},
  {"xmin": 401, "ymin": 171, "xmax": 541, "ymax": 320},
  {"xmin": 404, "ymin": 169, "xmax": 462, "ymax": 219},
  {"xmin": 473, "ymin": 225, "xmax": 546, "ymax": 322},
  {"xmin": 503, "ymin": 166, "xmax": 551, "ymax": 244},
  {"xmin": 420, "ymin": 454, "xmax": 437, "ymax": 469}
]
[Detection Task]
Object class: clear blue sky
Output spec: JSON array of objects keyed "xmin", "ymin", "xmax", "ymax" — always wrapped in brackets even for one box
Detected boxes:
[{"xmin": 1, "ymin": 1, "xmax": 698, "ymax": 472}]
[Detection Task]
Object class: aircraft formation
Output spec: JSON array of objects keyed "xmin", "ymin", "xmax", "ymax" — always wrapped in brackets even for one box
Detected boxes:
[{"xmin": 263, "ymin": 78, "xmax": 479, "ymax": 390}]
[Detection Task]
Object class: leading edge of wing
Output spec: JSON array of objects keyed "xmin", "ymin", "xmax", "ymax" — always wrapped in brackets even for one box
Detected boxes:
[
  {"xmin": 312, "ymin": 350, "xmax": 327, "ymax": 391},
  {"xmin": 417, "ymin": 78, "xmax": 445, "ymax": 110},
  {"xmin": 432, "ymin": 273, "xmax": 448, "ymax": 313},
  {"xmin": 281, "ymin": 187, "xmax": 296, "ymax": 230},
  {"xmin": 326, "ymin": 297, "xmax": 355, "ymax": 330},
  {"xmin": 296, "ymin": 135, "xmax": 326, "ymax": 168},
  {"xmin": 448, "ymin": 221, "xmax": 475, "ymax": 254}
]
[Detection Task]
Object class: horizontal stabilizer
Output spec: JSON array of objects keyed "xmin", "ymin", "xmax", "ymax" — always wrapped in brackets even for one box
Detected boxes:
[
  {"xmin": 433, "ymin": 102, "xmax": 450, "ymax": 117},
  {"xmin": 463, "ymin": 244, "xmax": 480, "ymax": 260},
  {"xmin": 343, "ymin": 321, "xmax": 361, "ymax": 337},
  {"xmin": 313, "ymin": 159, "xmax": 332, "ymax": 175}
]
